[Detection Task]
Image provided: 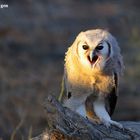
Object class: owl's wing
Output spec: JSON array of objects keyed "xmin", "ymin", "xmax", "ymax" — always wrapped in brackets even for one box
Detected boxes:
[{"xmin": 106, "ymin": 73, "xmax": 118, "ymax": 116}]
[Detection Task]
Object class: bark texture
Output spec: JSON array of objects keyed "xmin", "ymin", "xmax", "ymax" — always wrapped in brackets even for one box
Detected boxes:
[{"xmin": 32, "ymin": 95, "xmax": 140, "ymax": 140}]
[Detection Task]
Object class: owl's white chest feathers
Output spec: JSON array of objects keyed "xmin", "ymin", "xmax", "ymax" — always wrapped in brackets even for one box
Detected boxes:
[
  {"xmin": 64, "ymin": 68, "xmax": 114, "ymax": 111},
  {"xmin": 67, "ymin": 62, "xmax": 113, "ymax": 97}
]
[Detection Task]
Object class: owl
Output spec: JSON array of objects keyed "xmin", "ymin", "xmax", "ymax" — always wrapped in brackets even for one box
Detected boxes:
[{"xmin": 60, "ymin": 29, "xmax": 124, "ymax": 128}]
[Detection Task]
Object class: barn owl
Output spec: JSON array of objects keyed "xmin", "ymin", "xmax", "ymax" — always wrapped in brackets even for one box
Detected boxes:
[{"xmin": 60, "ymin": 29, "xmax": 124, "ymax": 128}]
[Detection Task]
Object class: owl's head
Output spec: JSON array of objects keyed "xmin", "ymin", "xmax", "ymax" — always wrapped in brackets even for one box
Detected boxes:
[{"xmin": 71, "ymin": 29, "xmax": 121, "ymax": 72}]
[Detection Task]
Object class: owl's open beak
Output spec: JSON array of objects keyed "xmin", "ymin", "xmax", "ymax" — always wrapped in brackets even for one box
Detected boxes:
[{"xmin": 88, "ymin": 51, "xmax": 98, "ymax": 64}]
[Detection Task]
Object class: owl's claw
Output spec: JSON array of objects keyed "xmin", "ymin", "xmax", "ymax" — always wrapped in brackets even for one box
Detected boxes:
[
  {"xmin": 101, "ymin": 118, "xmax": 123, "ymax": 129},
  {"xmin": 86, "ymin": 115, "xmax": 101, "ymax": 125}
]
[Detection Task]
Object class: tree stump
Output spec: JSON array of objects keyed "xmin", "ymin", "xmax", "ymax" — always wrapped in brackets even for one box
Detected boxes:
[{"xmin": 32, "ymin": 95, "xmax": 140, "ymax": 140}]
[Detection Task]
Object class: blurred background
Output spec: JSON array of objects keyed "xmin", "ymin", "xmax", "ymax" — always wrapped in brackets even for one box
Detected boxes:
[{"xmin": 0, "ymin": 0, "xmax": 140, "ymax": 139}]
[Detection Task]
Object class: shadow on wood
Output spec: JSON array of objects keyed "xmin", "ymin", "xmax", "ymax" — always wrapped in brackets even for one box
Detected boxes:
[{"xmin": 32, "ymin": 95, "xmax": 140, "ymax": 140}]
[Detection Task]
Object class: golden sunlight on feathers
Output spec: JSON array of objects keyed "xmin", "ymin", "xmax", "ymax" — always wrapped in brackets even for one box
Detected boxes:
[{"xmin": 62, "ymin": 29, "xmax": 124, "ymax": 128}]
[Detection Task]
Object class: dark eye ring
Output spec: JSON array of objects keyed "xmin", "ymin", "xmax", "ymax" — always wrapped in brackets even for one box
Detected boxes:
[
  {"xmin": 82, "ymin": 45, "xmax": 89, "ymax": 50},
  {"xmin": 96, "ymin": 45, "xmax": 103, "ymax": 50}
]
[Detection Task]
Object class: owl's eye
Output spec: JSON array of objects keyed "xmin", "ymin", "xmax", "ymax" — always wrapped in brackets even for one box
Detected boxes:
[
  {"xmin": 96, "ymin": 45, "xmax": 104, "ymax": 50},
  {"xmin": 82, "ymin": 45, "xmax": 89, "ymax": 50}
]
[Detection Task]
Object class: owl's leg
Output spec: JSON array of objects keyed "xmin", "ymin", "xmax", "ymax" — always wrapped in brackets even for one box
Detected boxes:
[
  {"xmin": 76, "ymin": 103, "xmax": 100, "ymax": 124},
  {"xmin": 85, "ymin": 109, "xmax": 101, "ymax": 124},
  {"xmin": 85, "ymin": 97, "xmax": 101, "ymax": 124},
  {"xmin": 76, "ymin": 104, "xmax": 86, "ymax": 117},
  {"xmin": 93, "ymin": 99, "xmax": 123, "ymax": 129}
]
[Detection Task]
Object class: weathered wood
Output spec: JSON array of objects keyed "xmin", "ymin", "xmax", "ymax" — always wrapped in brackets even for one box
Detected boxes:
[{"xmin": 32, "ymin": 95, "xmax": 140, "ymax": 140}]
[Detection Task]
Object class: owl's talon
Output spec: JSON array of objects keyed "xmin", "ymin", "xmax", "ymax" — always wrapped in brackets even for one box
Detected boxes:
[
  {"xmin": 101, "ymin": 119, "xmax": 123, "ymax": 129},
  {"xmin": 111, "ymin": 120, "xmax": 123, "ymax": 129},
  {"xmin": 86, "ymin": 116, "xmax": 101, "ymax": 125}
]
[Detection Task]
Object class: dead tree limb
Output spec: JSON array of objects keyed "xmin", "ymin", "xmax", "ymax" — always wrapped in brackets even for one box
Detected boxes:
[{"xmin": 32, "ymin": 95, "xmax": 140, "ymax": 140}]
